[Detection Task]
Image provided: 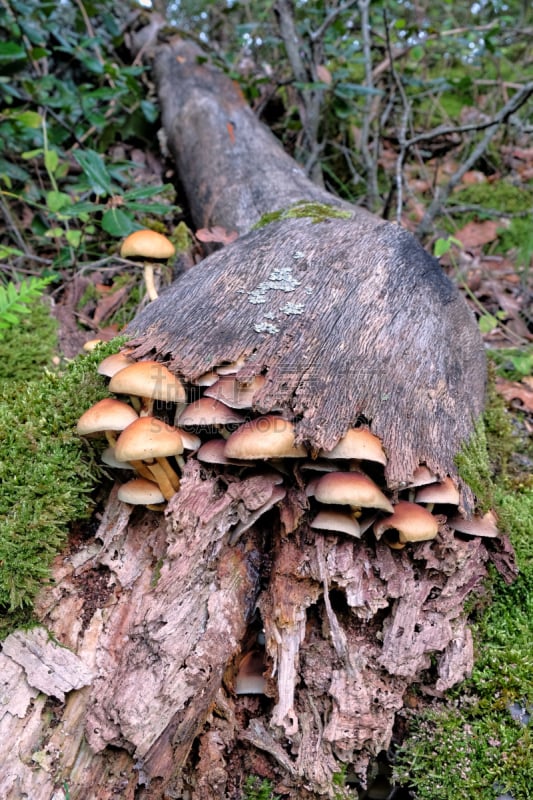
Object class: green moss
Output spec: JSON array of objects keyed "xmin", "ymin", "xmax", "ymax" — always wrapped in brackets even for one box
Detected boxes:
[
  {"xmin": 0, "ymin": 339, "xmax": 123, "ymax": 624},
  {"xmin": 393, "ymin": 562, "xmax": 533, "ymax": 799},
  {"xmin": 0, "ymin": 299, "xmax": 58, "ymax": 383},
  {"xmin": 242, "ymin": 777, "xmax": 280, "ymax": 800},
  {"xmin": 253, "ymin": 201, "xmax": 352, "ymax": 229},
  {"xmin": 395, "ymin": 364, "xmax": 533, "ymax": 798}
]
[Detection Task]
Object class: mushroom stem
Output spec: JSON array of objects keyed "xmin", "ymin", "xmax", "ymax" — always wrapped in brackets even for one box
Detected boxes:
[
  {"xmin": 146, "ymin": 458, "xmax": 180, "ymax": 500},
  {"xmin": 144, "ymin": 263, "xmax": 159, "ymax": 301},
  {"xmin": 104, "ymin": 431, "xmax": 118, "ymax": 447},
  {"xmin": 130, "ymin": 459, "xmax": 159, "ymax": 482}
]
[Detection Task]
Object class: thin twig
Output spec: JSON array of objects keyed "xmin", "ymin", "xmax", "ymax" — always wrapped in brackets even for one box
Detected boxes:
[
  {"xmin": 417, "ymin": 81, "xmax": 533, "ymax": 235},
  {"xmin": 358, "ymin": 0, "xmax": 379, "ymax": 210},
  {"xmin": 309, "ymin": 0, "xmax": 359, "ymax": 43},
  {"xmin": 382, "ymin": 10, "xmax": 412, "ymax": 223}
]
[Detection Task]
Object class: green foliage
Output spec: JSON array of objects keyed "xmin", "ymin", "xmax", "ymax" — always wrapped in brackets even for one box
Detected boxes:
[
  {"xmin": 451, "ymin": 182, "xmax": 533, "ymax": 216},
  {"xmin": 0, "ymin": 276, "xmax": 55, "ymax": 340},
  {"xmin": 242, "ymin": 776, "xmax": 280, "ymax": 800},
  {"xmin": 0, "ymin": 0, "xmax": 175, "ymax": 267},
  {"xmin": 489, "ymin": 346, "xmax": 533, "ymax": 381},
  {"xmin": 0, "ymin": 339, "xmax": 120, "ymax": 618}
]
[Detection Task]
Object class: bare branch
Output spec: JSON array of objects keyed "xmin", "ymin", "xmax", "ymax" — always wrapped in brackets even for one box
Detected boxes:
[
  {"xmin": 417, "ymin": 81, "xmax": 533, "ymax": 235},
  {"xmin": 358, "ymin": 0, "xmax": 380, "ymax": 210}
]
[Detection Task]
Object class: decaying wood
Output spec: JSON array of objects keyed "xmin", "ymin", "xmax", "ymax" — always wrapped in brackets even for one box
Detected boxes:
[
  {"xmin": 0, "ymin": 33, "xmax": 516, "ymax": 800},
  {"xmin": 129, "ymin": 38, "xmax": 486, "ymax": 502}
]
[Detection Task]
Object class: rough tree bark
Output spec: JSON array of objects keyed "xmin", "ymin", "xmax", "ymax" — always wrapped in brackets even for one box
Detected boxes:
[{"xmin": 0, "ymin": 35, "xmax": 516, "ymax": 800}]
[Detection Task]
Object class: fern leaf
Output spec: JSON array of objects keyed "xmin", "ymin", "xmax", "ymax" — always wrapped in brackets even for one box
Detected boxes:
[{"xmin": 0, "ymin": 276, "xmax": 55, "ymax": 340}]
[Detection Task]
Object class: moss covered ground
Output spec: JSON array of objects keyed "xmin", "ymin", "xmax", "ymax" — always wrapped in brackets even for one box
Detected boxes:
[
  {"xmin": 0, "ymin": 306, "xmax": 119, "ymax": 628},
  {"xmin": 393, "ymin": 365, "xmax": 533, "ymax": 800}
]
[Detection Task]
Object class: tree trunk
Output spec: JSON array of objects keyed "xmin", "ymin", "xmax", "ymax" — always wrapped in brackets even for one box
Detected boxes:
[{"xmin": 0, "ymin": 35, "xmax": 516, "ymax": 800}]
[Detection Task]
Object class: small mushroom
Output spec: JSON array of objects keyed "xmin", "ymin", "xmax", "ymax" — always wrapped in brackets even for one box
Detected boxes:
[
  {"xmin": 76, "ymin": 398, "xmax": 138, "ymax": 447},
  {"xmin": 176, "ymin": 397, "xmax": 245, "ymax": 438},
  {"xmin": 120, "ymin": 229, "xmax": 175, "ymax": 301},
  {"xmin": 314, "ymin": 472, "xmax": 394, "ymax": 514},
  {"xmin": 447, "ymin": 510, "xmax": 499, "ymax": 538},
  {"xmin": 114, "ymin": 416, "xmax": 184, "ymax": 500},
  {"xmin": 406, "ymin": 465, "xmax": 439, "ymax": 488},
  {"xmin": 373, "ymin": 500, "xmax": 439, "ymax": 544},
  {"xmin": 224, "ymin": 415, "xmax": 306, "ymax": 460},
  {"xmin": 196, "ymin": 438, "xmax": 250, "ymax": 466},
  {"xmin": 310, "ymin": 509, "xmax": 362, "ymax": 539},
  {"xmin": 109, "ymin": 360, "xmax": 186, "ymax": 417},
  {"xmin": 117, "ymin": 477, "xmax": 166, "ymax": 511},
  {"xmin": 229, "ymin": 486, "xmax": 286, "ymax": 544},
  {"xmin": 415, "ymin": 476, "xmax": 460, "ymax": 510},
  {"xmin": 97, "ymin": 351, "xmax": 135, "ymax": 378},
  {"xmin": 319, "ymin": 427, "xmax": 387, "ymax": 466},
  {"xmin": 192, "ymin": 370, "xmax": 219, "ymax": 387},
  {"xmin": 205, "ymin": 374, "xmax": 266, "ymax": 409},
  {"xmin": 234, "ymin": 650, "xmax": 267, "ymax": 695},
  {"xmin": 101, "ymin": 446, "xmax": 134, "ymax": 470}
]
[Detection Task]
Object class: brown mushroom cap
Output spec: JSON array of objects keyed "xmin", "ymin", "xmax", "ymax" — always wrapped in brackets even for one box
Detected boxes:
[
  {"xmin": 310, "ymin": 509, "xmax": 361, "ymax": 538},
  {"xmin": 415, "ymin": 476, "xmax": 460, "ymax": 505},
  {"xmin": 101, "ymin": 446, "xmax": 134, "ymax": 469},
  {"xmin": 205, "ymin": 375, "xmax": 266, "ymax": 409},
  {"xmin": 224, "ymin": 415, "xmax": 306, "ymax": 459},
  {"xmin": 97, "ymin": 351, "xmax": 135, "ymax": 378},
  {"xmin": 197, "ymin": 438, "xmax": 249, "ymax": 465},
  {"xmin": 447, "ymin": 510, "xmax": 499, "ymax": 538},
  {"xmin": 314, "ymin": 472, "xmax": 394, "ymax": 513},
  {"xmin": 120, "ymin": 229, "xmax": 175, "ymax": 260},
  {"xmin": 117, "ymin": 478, "xmax": 165, "ymax": 505},
  {"xmin": 405, "ymin": 465, "xmax": 439, "ymax": 488},
  {"xmin": 109, "ymin": 361, "xmax": 186, "ymax": 404},
  {"xmin": 76, "ymin": 398, "xmax": 138, "ymax": 435},
  {"xmin": 319, "ymin": 428, "xmax": 387, "ymax": 465},
  {"xmin": 176, "ymin": 397, "xmax": 245, "ymax": 428},
  {"xmin": 373, "ymin": 500, "xmax": 439, "ymax": 543},
  {"xmin": 234, "ymin": 650, "xmax": 267, "ymax": 695},
  {"xmin": 114, "ymin": 417, "xmax": 184, "ymax": 462}
]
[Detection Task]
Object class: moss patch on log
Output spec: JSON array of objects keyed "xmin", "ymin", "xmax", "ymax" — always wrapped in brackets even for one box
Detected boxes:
[
  {"xmin": 0, "ymin": 323, "xmax": 121, "ymax": 625},
  {"xmin": 253, "ymin": 201, "xmax": 352, "ymax": 229}
]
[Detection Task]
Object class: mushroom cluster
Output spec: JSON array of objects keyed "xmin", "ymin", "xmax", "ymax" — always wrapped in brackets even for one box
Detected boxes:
[{"xmin": 77, "ymin": 347, "xmax": 498, "ymax": 546}]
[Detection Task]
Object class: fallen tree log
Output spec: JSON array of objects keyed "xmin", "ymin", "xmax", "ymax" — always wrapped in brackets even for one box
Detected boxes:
[{"xmin": 0, "ymin": 34, "xmax": 516, "ymax": 800}]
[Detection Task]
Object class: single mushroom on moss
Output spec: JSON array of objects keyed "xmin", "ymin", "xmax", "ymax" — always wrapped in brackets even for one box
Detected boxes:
[
  {"xmin": 109, "ymin": 360, "xmax": 186, "ymax": 417},
  {"xmin": 114, "ymin": 416, "xmax": 184, "ymax": 500},
  {"xmin": 373, "ymin": 500, "xmax": 439, "ymax": 546},
  {"xmin": 120, "ymin": 229, "xmax": 176, "ymax": 302}
]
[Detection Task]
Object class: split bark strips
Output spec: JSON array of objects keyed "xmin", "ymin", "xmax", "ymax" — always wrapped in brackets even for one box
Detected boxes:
[{"xmin": 0, "ymin": 35, "xmax": 515, "ymax": 800}]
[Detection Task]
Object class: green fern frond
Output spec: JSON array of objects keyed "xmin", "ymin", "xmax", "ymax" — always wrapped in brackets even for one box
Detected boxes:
[{"xmin": 0, "ymin": 276, "xmax": 55, "ymax": 339}]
